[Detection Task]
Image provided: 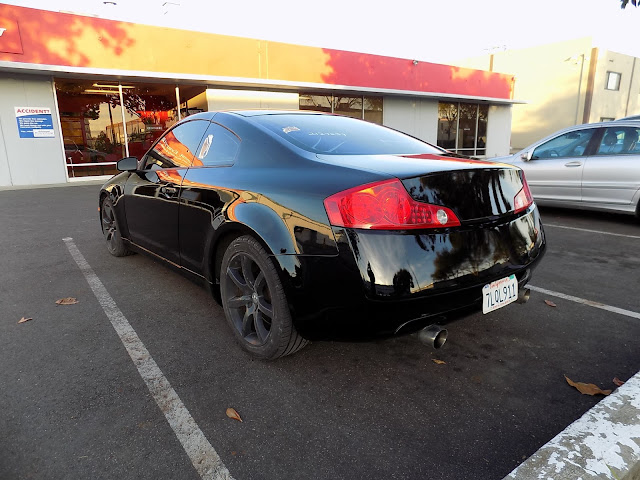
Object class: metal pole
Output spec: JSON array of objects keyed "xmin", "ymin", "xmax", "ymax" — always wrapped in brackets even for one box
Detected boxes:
[
  {"xmin": 175, "ymin": 85, "xmax": 181, "ymax": 121},
  {"xmin": 118, "ymin": 84, "xmax": 129, "ymax": 157},
  {"xmin": 625, "ymin": 57, "xmax": 637, "ymax": 117},
  {"xmin": 575, "ymin": 54, "xmax": 585, "ymax": 125}
]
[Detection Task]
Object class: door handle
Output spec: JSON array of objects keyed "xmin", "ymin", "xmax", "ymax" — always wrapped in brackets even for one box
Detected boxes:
[
  {"xmin": 564, "ymin": 161, "xmax": 582, "ymax": 167},
  {"xmin": 160, "ymin": 185, "xmax": 178, "ymax": 197}
]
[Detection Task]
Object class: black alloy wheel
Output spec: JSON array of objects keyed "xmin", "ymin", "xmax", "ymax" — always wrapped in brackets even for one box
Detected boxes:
[
  {"xmin": 101, "ymin": 197, "xmax": 132, "ymax": 257},
  {"xmin": 220, "ymin": 236, "xmax": 307, "ymax": 359}
]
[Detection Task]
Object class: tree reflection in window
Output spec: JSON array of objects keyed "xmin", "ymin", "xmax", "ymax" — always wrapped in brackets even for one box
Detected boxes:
[
  {"xmin": 299, "ymin": 93, "xmax": 383, "ymax": 124},
  {"xmin": 438, "ymin": 102, "xmax": 489, "ymax": 157}
]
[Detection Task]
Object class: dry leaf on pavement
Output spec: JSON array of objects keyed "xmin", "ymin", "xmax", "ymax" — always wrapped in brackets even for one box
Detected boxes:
[
  {"xmin": 226, "ymin": 407, "xmax": 243, "ymax": 422},
  {"xmin": 613, "ymin": 377, "xmax": 626, "ymax": 387},
  {"xmin": 432, "ymin": 359, "xmax": 446, "ymax": 365},
  {"xmin": 55, "ymin": 297, "xmax": 79, "ymax": 305},
  {"xmin": 18, "ymin": 317, "xmax": 33, "ymax": 324},
  {"xmin": 565, "ymin": 375, "xmax": 612, "ymax": 396},
  {"xmin": 544, "ymin": 300, "xmax": 557, "ymax": 307}
]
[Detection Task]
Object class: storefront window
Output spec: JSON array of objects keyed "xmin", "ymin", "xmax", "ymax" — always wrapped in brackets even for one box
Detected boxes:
[
  {"xmin": 299, "ymin": 94, "xmax": 332, "ymax": 112},
  {"xmin": 120, "ymin": 84, "xmax": 179, "ymax": 160},
  {"xmin": 333, "ymin": 96, "xmax": 362, "ymax": 118},
  {"xmin": 437, "ymin": 102, "xmax": 458, "ymax": 151},
  {"xmin": 55, "ymin": 80, "xmax": 207, "ymax": 178},
  {"xmin": 438, "ymin": 102, "xmax": 489, "ymax": 157},
  {"xmin": 300, "ymin": 93, "xmax": 383, "ymax": 124},
  {"xmin": 364, "ymin": 97, "xmax": 383, "ymax": 124}
]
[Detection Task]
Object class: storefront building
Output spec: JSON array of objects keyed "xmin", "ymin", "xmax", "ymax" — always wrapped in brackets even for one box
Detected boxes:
[{"xmin": 0, "ymin": 4, "xmax": 517, "ymax": 187}]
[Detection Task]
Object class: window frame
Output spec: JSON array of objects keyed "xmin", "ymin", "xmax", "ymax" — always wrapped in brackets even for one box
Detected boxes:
[
  {"xmin": 437, "ymin": 102, "xmax": 488, "ymax": 157},
  {"xmin": 605, "ymin": 71, "xmax": 622, "ymax": 91},
  {"xmin": 594, "ymin": 126, "xmax": 640, "ymax": 156},
  {"xmin": 192, "ymin": 121, "xmax": 242, "ymax": 167},
  {"xmin": 299, "ymin": 93, "xmax": 383, "ymax": 124},
  {"xmin": 530, "ymin": 127, "xmax": 599, "ymax": 160},
  {"xmin": 141, "ymin": 118, "xmax": 209, "ymax": 170}
]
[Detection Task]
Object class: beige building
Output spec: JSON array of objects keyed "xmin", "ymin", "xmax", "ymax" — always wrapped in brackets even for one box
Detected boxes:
[{"xmin": 454, "ymin": 38, "xmax": 640, "ymax": 152}]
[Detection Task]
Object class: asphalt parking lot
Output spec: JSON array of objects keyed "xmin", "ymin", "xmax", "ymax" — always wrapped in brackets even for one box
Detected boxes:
[{"xmin": 1, "ymin": 184, "xmax": 639, "ymax": 480}]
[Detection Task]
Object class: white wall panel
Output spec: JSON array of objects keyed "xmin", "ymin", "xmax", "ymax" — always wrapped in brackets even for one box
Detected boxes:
[
  {"xmin": 0, "ymin": 74, "xmax": 67, "ymax": 186},
  {"xmin": 383, "ymin": 97, "xmax": 438, "ymax": 144},
  {"xmin": 206, "ymin": 89, "xmax": 299, "ymax": 111},
  {"xmin": 485, "ymin": 105, "xmax": 512, "ymax": 157}
]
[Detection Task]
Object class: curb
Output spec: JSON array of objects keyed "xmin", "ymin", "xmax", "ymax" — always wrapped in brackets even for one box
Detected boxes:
[
  {"xmin": 0, "ymin": 179, "xmax": 105, "ymax": 191},
  {"xmin": 505, "ymin": 370, "xmax": 640, "ymax": 480}
]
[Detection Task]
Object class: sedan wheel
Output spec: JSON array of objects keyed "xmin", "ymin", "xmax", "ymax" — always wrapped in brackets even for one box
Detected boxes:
[
  {"xmin": 101, "ymin": 197, "xmax": 132, "ymax": 257},
  {"xmin": 221, "ymin": 235, "xmax": 307, "ymax": 359}
]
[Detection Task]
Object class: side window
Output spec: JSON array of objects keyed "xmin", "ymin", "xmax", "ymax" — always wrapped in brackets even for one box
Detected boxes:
[
  {"xmin": 596, "ymin": 127, "xmax": 640, "ymax": 155},
  {"xmin": 143, "ymin": 120, "xmax": 208, "ymax": 169},
  {"xmin": 193, "ymin": 122, "xmax": 241, "ymax": 167},
  {"xmin": 531, "ymin": 129, "xmax": 595, "ymax": 160}
]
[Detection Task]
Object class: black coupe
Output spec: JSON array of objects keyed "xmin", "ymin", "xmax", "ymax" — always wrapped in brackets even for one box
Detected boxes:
[{"xmin": 99, "ymin": 111, "xmax": 546, "ymax": 359}]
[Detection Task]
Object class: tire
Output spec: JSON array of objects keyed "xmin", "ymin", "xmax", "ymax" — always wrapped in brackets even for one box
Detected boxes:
[
  {"xmin": 220, "ymin": 235, "xmax": 308, "ymax": 359},
  {"xmin": 101, "ymin": 197, "xmax": 133, "ymax": 257}
]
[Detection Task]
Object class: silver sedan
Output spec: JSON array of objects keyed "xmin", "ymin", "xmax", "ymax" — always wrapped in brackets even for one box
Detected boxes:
[{"xmin": 492, "ymin": 121, "xmax": 640, "ymax": 217}]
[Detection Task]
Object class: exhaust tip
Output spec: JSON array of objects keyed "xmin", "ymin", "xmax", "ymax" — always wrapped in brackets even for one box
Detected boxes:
[
  {"xmin": 516, "ymin": 287, "xmax": 531, "ymax": 304},
  {"xmin": 418, "ymin": 324, "xmax": 448, "ymax": 349}
]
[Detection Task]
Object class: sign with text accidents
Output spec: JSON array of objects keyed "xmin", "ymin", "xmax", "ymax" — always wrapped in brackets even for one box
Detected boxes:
[
  {"xmin": 0, "ymin": 17, "xmax": 23, "ymax": 54},
  {"xmin": 15, "ymin": 107, "xmax": 55, "ymax": 138}
]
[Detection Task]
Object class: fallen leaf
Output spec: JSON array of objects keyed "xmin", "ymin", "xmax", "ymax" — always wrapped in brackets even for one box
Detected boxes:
[
  {"xmin": 613, "ymin": 377, "xmax": 625, "ymax": 387},
  {"xmin": 226, "ymin": 407, "xmax": 243, "ymax": 422},
  {"xmin": 432, "ymin": 359, "xmax": 446, "ymax": 365},
  {"xmin": 18, "ymin": 317, "xmax": 33, "ymax": 324},
  {"xmin": 544, "ymin": 300, "xmax": 557, "ymax": 307},
  {"xmin": 56, "ymin": 297, "xmax": 79, "ymax": 305},
  {"xmin": 565, "ymin": 375, "xmax": 612, "ymax": 396}
]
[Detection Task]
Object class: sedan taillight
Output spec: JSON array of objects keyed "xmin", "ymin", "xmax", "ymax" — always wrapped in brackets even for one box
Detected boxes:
[
  {"xmin": 324, "ymin": 179, "xmax": 460, "ymax": 230},
  {"xmin": 513, "ymin": 174, "xmax": 534, "ymax": 214}
]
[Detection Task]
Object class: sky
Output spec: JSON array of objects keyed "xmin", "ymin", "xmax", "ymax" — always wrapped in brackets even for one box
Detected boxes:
[{"xmin": 6, "ymin": 0, "xmax": 640, "ymax": 64}]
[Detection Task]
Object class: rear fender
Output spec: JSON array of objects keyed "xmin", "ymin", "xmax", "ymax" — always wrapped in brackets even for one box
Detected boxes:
[{"xmin": 205, "ymin": 203, "xmax": 305, "ymax": 292}]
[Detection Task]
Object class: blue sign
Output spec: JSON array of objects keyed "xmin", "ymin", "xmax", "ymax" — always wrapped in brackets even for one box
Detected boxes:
[{"xmin": 15, "ymin": 107, "xmax": 55, "ymax": 138}]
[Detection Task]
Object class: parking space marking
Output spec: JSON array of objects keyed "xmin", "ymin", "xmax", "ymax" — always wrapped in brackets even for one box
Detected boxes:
[
  {"xmin": 545, "ymin": 223, "xmax": 640, "ymax": 240},
  {"xmin": 63, "ymin": 238, "xmax": 234, "ymax": 480},
  {"xmin": 528, "ymin": 285, "xmax": 640, "ymax": 320}
]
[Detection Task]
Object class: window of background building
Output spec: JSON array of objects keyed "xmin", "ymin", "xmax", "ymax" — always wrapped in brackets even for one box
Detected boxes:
[
  {"xmin": 55, "ymin": 79, "xmax": 206, "ymax": 178},
  {"xmin": 601, "ymin": 117, "xmax": 615, "ymax": 122},
  {"xmin": 299, "ymin": 94, "xmax": 383, "ymax": 124},
  {"xmin": 437, "ymin": 102, "xmax": 488, "ymax": 156},
  {"xmin": 606, "ymin": 72, "xmax": 621, "ymax": 91}
]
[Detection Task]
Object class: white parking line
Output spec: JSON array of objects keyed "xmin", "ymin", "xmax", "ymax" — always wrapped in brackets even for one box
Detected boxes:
[
  {"xmin": 544, "ymin": 223, "xmax": 640, "ymax": 239},
  {"xmin": 528, "ymin": 285, "xmax": 640, "ymax": 320},
  {"xmin": 63, "ymin": 238, "xmax": 233, "ymax": 480}
]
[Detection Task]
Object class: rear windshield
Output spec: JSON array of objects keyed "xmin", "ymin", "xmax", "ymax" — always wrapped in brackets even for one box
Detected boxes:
[{"xmin": 252, "ymin": 114, "xmax": 443, "ymax": 155}]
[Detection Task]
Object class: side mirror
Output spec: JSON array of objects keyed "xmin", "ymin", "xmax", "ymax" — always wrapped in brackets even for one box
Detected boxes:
[
  {"xmin": 117, "ymin": 156, "xmax": 139, "ymax": 172},
  {"xmin": 520, "ymin": 151, "xmax": 533, "ymax": 162}
]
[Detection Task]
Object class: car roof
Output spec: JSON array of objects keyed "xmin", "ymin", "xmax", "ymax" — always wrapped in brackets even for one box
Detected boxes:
[
  {"xmin": 228, "ymin": 110, "xmax": 330, "ymax": 117},
  {"xmin": 181, "ymin": 110, "xmax": 332, "ymax": 122},
  {"xmin": 615, "ymin": 115, "xmax": 640, "ymax": 121}
]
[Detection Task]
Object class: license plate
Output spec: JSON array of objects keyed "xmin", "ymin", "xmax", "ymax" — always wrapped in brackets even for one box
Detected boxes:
[{"xmin": 482, "ymin": 275, "xmax": 518, "ymax": 314}]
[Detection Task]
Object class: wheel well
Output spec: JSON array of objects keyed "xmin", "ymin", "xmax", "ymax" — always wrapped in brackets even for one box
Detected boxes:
[
  {"xmin": 98, "ymin": 191, "xmax": 108, "ymax": 229},
  {"xmin": 211, "ymin": 225, "xmax": 274, "ymax": 286}
]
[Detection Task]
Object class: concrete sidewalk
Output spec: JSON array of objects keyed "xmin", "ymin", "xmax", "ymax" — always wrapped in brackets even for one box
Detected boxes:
[{"xmin": 505, "ymin": 370, "xmax": 640, "ymax": 480}]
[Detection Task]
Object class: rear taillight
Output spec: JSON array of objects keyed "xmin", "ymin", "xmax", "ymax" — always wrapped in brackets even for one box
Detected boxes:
[
  {"xmin": 513, "ymin": 174, "xmax": 534, "ymax": 214},
  {"xmin": 324, "ymin": 179, "xmax": 460, "ymax": 230}
]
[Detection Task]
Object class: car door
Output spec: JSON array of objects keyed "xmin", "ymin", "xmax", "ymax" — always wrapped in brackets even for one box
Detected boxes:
[
  {"xmin": 521, "ymin": 127, "xmax": 599, "ymax": 203},
  {"xmin": 582, "ymin": 125, "xmax": 640, "ymax": 206},
  {"xmin": 124, "ymin": 119, "xmax": 209, "ymax": 265},
  {"xmin": 179, "ymin": 121, "xmax": 242, "ymax": 275}
]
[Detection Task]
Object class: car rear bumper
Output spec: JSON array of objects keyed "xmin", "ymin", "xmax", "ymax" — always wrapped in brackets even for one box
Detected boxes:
[{"xmin": 280, "ymin": 206, "xmax": 546, "ymax": 340}]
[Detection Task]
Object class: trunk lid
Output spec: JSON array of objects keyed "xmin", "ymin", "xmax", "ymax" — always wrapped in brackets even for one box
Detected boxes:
[{"xmin": 315, "ymin": 153, "xmax": 526, "ymax": 221}]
